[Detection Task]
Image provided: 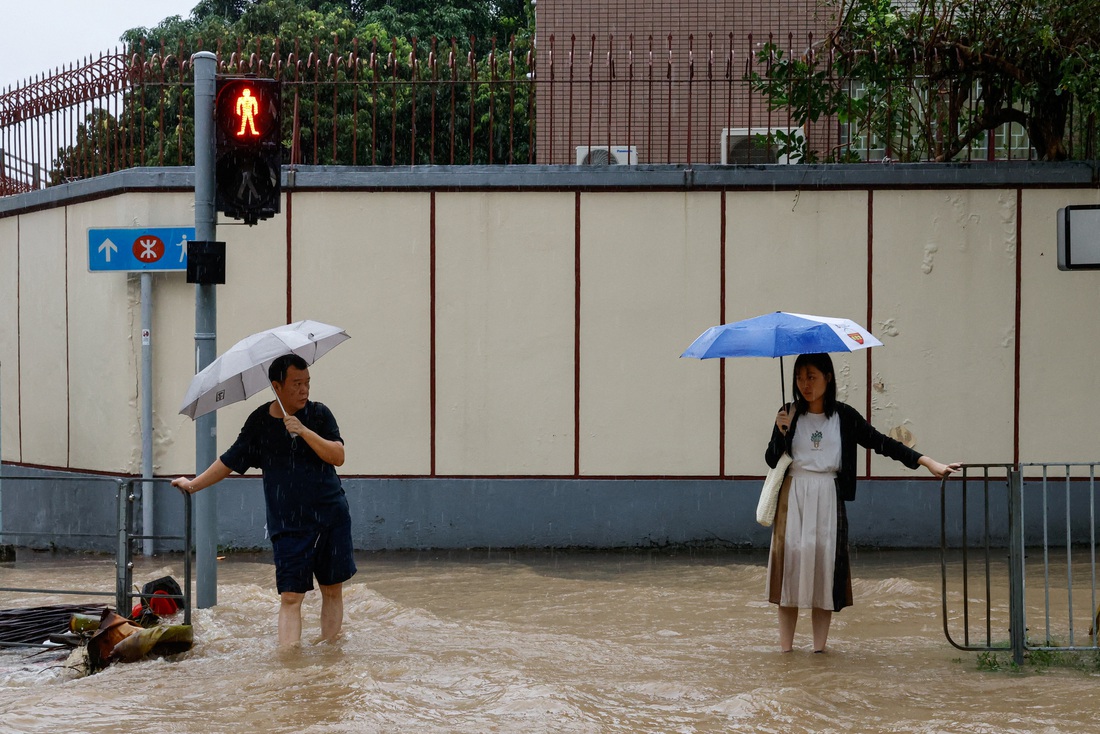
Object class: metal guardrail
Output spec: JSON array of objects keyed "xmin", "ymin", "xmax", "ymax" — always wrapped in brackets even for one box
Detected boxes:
[
  {"xmin": 941, "ymin": 462, "xmax": 1100, "ymax": 665},
  {"xmin": 939, "ymin": 464, "xmax": 1016, "ymax": 658},
  {"xmin": 1019, "ymin": 463, "xmax": 1098, "ymax": 654},
  {"xmin": 0, "ymin": 476, "xmax": 192, "ymax": 648}
]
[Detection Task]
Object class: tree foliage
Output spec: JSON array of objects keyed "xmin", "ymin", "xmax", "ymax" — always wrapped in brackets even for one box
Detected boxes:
[
  {"xmin": 749, "ymin": 0, "xmax": 1100, "ymax": 161},
  {"xmin": 50, "ymin": 0, "xmax": 534, "ymax": 179}
]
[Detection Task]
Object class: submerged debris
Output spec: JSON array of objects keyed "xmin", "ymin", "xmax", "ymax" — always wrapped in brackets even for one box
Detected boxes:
[
  {"xmin": 1, "ymin": 576, "xmax": 193, "ymax": 675},
  {"xmin": 0, "ymin": 604, "xmax": 108, "ymax": 646},
  {"xmin": 86, "ymin": 608, "xmax": 193, "ymax": 672}
]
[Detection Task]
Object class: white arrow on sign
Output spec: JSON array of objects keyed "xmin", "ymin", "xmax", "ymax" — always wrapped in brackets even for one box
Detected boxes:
[{"xmin": 98, "ymin": 238, "xmax": 118, "ymax": 262}]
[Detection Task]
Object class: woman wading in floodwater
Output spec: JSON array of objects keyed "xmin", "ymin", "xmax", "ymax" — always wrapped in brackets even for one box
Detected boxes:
[{"xmin": 765, "ymin": 353, "xmax": 959, "ymax": 653}]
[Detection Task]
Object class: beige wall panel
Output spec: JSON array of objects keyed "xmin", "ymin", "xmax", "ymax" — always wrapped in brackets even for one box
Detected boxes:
[
  {"xmin": 150, "ymin": 268, "xmax": 200, "ymax": 476},
  {"xmin": 436, "ymin": 192, "xmax": 575, "ymax": 475},
  {"xmin": 0, "ymin": 217, "xmax": 19, "ymax": 462},
  {"xmin": 291, "ymin": 193, "xmax": 431, "ymax": 475},
  {"xmin": 723, "ymin": 190, "xmax": 872, "ymax": 476},
  {"xmin": 5, "ymin": 184, "xmax": 1097, "ymax": 480},
  {"xmin": 580, "ymin": 192, "xmax": 720, "ymax": 475},
  {"xmin": 17, "ymin": 210, "xmax": 69, "ymax": 466},
  {"xmin": 872, "ymin": 190, "xmax": 1017, "ymax": 472},
  {"xmin": 1019, "ymin": 190, "xmax": 1100, "ymax": 466}
]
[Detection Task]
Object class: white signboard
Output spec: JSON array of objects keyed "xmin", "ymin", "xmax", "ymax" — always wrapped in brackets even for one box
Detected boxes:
[{"xmin": 1058, "ymin": 206, "xmax": 1100, "ymax": 271}]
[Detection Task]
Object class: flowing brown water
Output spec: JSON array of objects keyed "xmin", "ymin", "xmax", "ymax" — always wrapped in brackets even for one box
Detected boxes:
[{"xmin": 2, "ymin": 549, "xmax": 1098, "ymax": 733}]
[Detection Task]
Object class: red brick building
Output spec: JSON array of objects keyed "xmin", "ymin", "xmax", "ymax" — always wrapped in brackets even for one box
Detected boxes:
[{"xmin": 533, "ymin": 0, "xmax": 834, "ymax": 164}]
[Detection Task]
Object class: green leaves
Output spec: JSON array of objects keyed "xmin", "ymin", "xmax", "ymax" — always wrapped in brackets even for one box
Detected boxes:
[{"xmin": 748, "ymin": 0, "xmax": 1099, "ymax": 161}]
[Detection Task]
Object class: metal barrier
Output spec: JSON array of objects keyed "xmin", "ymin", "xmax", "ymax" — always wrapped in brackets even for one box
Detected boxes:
[
  {"xmin": 941, "ymin": 463, "xmax": 1100, "ymax": 665},
  {"xmin": 940, "ymin": 464, "xmax": 1017, "ymax": 659},
  {"xmin": 1018, "ymin": 463, "xmax": 1099, "ymax": 655},
  {"xmin": 0, "ymin": 475, "xmax": 192, "ymax": 648}
]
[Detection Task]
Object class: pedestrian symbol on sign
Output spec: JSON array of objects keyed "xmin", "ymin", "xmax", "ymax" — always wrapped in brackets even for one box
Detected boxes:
[{"xmin": 133, "ymin": 235, "xmax": 165, "ymax": 262}]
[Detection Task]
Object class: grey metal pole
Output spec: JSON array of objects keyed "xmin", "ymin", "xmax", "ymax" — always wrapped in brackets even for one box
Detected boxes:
[
  {"xmin": 193, "ymin": 50, "xmax": 218, "ymax": 608},
  {"xmin": 1008, "ymin": 468, "xmax": 1026, "ymax": 666},
  {"xmin": 141, "ymin": 273, "xmax": 154, "ymax": 556},
  {"xmin": 116, "ymin": 481, "xmax": 132, "ymax": 615}
]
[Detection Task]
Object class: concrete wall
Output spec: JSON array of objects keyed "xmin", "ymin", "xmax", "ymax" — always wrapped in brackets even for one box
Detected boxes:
[
  {"xmin": 4, "ymin": 466, "xmax": 1092, "ymax": 553},
  {"xmin": 1, "ymin": 163, "xmax": 1098, "ymax": 549}
]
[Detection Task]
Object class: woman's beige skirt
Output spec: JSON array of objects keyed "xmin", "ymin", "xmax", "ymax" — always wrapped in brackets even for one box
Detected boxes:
[{"xmin": 766, "ymin": 470, "xmax": 845, "ymax": 610}]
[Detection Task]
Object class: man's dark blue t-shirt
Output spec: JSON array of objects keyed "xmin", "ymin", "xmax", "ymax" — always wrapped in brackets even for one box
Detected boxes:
[{"xmin": 220, "ymin": 400, "xmax": 349, "ymax": 537}]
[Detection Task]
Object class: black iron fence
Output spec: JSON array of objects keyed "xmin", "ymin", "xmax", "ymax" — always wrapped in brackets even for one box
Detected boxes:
[{"xmin": 1, "ymin": 32, "xmax": 1096, "ymax": 196}]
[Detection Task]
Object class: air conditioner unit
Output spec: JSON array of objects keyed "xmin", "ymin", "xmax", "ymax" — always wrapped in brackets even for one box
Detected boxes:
[
  {"xmin": 576, "ymin": 145, "xmax": 638, "ymax": 165},
  {"xmin": 720, "ymin": 127, "xmax": 805, "ymax": 165}
]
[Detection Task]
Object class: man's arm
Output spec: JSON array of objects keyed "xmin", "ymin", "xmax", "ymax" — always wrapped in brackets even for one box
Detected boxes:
[
  {"xmin": 283, "ymin": 416, "xmax": 345, "ymax": 466},
  {"xmin": 171, "ymin": 459, "xmax": 234, "ymax": 494}
]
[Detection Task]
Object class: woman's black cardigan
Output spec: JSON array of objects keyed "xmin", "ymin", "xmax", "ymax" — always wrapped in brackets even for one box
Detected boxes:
[{"xmin": 765, "ymin": 401, "xmax": 923, "ymax": 502}]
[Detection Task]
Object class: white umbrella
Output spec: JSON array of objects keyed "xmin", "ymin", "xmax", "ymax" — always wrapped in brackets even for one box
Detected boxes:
[{"xmin": 179, "ymin": 320, "xmax": 350, "ymax": 420}]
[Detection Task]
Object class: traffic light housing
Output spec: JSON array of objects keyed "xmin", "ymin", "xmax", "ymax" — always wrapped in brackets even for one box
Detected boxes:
[{"xmin": 215, "ymin": 77, "xmax": 281, "ymax": 225}]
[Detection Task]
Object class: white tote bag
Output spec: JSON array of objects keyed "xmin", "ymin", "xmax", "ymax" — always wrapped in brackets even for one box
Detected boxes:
[{"xmin": 756, "ymin": 452, "xmax": 792, "ymax": 527}]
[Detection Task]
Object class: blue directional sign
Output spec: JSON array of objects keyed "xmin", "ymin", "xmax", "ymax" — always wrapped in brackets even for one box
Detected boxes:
[{"xmin": 88, "ymin": 227, "xmax": 195, "ymax": 272}]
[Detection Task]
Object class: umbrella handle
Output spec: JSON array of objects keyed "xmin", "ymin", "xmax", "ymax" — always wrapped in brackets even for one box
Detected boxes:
[
  {"xmin": 779, "ymin": 355, "xmax": 786, "ymax": 405},
  {"xmin": 270, "ymin": 387, "xmax": 299, "ymax": 437}
]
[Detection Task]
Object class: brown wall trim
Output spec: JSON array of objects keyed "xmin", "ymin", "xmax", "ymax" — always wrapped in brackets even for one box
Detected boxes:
[
  {"xmin": 574, "ymin": 191, "xmax": 582, "ymax": 477},
  {"xmin": 430, "ymin": 192, "xmax": 437, "ymax": 477},
  {"xmin": 866, "ymin": 189, "xmax": 874, "ymax": 477},
  {"xmin": 719, "ymin": 191, "xmax": 727, "ymax": 478},
  {"xmin": 1014, "ymin": 188, "xmax": 1023, "ymax": 465},
  {"xmin": 16, "ymin": 216, "xmax": 22, "ymax": 461},
  {"xmin": 285, "ymin": 192, "xmax": 293, "ymax": 324},
  {"xmin": 65, "ymin": 208, "xmax": 71, "ymax": 467}
]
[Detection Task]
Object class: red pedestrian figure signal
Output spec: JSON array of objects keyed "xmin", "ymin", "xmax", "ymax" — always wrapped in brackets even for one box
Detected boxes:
[{"xmin": 235, "ymin": 88, "xmax": 260, "ymax": 137}]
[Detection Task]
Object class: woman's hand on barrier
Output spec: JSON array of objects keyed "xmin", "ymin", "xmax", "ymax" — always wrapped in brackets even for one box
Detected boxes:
[{"xmin": 920, "ymin": 457, "xmax": 961, "ymax": 479}]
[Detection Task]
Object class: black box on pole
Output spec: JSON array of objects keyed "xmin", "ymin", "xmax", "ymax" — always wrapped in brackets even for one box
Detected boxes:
[{"xmin": 186, "ymin": 241, "xmax": 226, "ymax": 284}]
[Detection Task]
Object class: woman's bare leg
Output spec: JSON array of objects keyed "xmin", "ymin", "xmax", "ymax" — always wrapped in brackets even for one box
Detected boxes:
[
  {"xmin": 778, "ymin": 606, "xmax": 798, "ymax": 652},
  {"xmin": 811, "ymin": 607, "xmax": 832, "ymax": 652}
]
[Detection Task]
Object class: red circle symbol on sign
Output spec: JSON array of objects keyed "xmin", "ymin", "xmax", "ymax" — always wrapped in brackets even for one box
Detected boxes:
[{"xmin": 133, "ymin": 235, "xmax": 165, "ymax": 263}]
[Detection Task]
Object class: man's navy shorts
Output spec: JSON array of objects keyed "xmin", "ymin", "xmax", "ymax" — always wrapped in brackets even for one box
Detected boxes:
[{"xmin": 271, "ymin": 519, "xmax": 357, "ymax": 593}]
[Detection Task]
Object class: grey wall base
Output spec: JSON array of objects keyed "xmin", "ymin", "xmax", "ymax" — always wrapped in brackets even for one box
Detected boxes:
[{"xmin": 3, "ymin": 464, "xmax": 1053, "ymax": 553}]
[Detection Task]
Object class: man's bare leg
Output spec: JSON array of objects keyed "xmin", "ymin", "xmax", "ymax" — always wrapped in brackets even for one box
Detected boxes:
[
  {"xmin": 318, "ymin": 583, "xmax": 344, "ymax": 642},
  {"xmin": 279, "ymin": 591, "xmax": 305, "ymax": 646}
]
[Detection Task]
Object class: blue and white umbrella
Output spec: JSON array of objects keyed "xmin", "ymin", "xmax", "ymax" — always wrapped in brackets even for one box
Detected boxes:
[{"xmin": 681, "ymin": 311, "xmax": 882, "ymax": 401}]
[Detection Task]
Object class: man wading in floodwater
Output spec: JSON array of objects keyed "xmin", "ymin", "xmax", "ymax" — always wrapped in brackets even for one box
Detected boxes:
[{"xmin": 172, "ymin": 354, "xmax": 356, "ymax": 646}]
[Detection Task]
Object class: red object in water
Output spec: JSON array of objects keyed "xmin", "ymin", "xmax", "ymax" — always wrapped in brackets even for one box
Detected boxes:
[{"xmin": 148, "ymin": 590, "xmax": 178, "ymax": 616}]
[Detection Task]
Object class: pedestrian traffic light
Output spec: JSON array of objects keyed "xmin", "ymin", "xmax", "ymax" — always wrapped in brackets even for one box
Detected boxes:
[{"xmin": 214, "ymin": 77, "xmax": 281, "ymax": 225}]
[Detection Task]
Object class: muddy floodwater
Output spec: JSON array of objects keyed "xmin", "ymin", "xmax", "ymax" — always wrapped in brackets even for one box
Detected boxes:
[{"xmin": 2, "ymin": 548, "xmax": 1098, "ymax": 733}]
